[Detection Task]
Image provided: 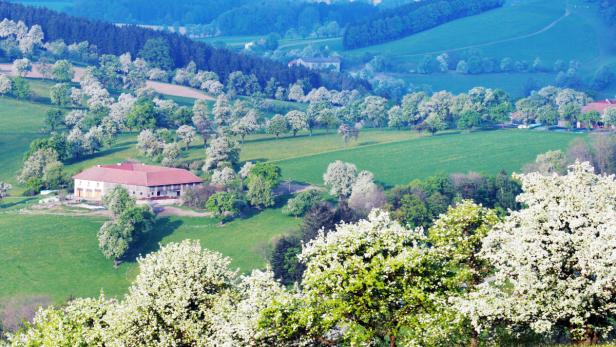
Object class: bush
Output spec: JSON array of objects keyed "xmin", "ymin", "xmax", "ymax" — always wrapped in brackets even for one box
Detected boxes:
[
  {"xmin": 282, "ymin": 189, "xmax": 323, "ymax": 217},
  {"xmin": 206, "ymin": 192, "xmax": 242, "ymax": 222},
  {"xmin": 23, "ymin": 178, "xmax": 45, "ymax": 196},
  {"xmin": 11, "ymin": 77, "xmax": 31, "ymax": 99}
]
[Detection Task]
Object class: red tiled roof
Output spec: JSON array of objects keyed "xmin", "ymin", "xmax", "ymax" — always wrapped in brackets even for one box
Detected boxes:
[
  {"xmin": 73, "ymin": 162, "xmax": 203, "ymax": 187},
  {"xmin": 582, "ymin": 100, "xmax": 616, "ymax": 114}
]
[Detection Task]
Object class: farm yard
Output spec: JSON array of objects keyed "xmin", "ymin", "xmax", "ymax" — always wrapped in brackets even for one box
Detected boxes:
[{"xmin": 0, "ymin": 127, "xmax": 582, "ymax": 304}]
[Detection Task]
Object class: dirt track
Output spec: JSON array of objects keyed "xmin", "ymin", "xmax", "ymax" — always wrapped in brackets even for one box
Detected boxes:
[{"xmin": 0, "ymin": 63, "xmax": 214, "ymax": 101}]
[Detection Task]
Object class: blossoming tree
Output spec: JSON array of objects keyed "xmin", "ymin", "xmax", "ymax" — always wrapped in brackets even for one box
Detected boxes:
[{"xmin": 461, "ymin": 162, "xmax": 616, "ymax": 343}]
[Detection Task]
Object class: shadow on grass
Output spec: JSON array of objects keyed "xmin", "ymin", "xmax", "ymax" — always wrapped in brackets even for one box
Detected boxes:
[
  {"xmin": 0, "ymin": 197, "xmax": 37, "ymax": 209},
  {"xmin": 242, "ymin": 158, "xmax": 268, "ymax": 164},
  {"xmin": 237, "ymin": 194, "xmax": 293, "ymax": 221},
  {"xmin": 123, "ymin": 217, "xmax": 183, "ymax": 262},
  {"xmin": 65, "ymin": 142, "xmax": 136, "ymax": 165},
  {"xmin": 375, "ymin": 179, "xmax": 394, "ymax": 191},
  {"xmin": 243, "ymin": 132, "xmax": 331, "ymax": 145}
]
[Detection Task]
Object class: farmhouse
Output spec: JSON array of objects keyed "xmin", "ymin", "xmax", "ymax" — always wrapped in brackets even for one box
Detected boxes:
[
  {"xmin": 73, "ymin": 162, "xmax": 203, "ymax": 201},
  {"xmin": 288, "ymin": 57, "xmax": 341, "ymax": 72},
  {"xmin": 582, "ymin": 99, "xmax": 616, "ymax": 114}
]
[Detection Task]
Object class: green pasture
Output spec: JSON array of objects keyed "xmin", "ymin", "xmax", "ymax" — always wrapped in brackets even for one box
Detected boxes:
[
  {"xmin": 0, "ymin": 97, "xmax": 52, "ymax": 190},
  {"xmin": 275, "ymin": 129, "xmax": 583, "ymax": 186},
  {"xmin": 0, "ymin": 209, "xmax": 299, "ymax": 303}
]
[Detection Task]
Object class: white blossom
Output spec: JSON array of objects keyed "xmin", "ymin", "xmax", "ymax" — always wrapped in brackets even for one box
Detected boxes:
[
  {"xmin": 323, "ymin": 160, "xmax": 357, "ymax": 199},
  {"xmin": 13, "ymin": 58, "xmax": 31, "ymax": 77},
  {"xmin": 0, "ymin": 74, "xmax": 12, "ymax": 95},
  {"xmin": 211, "ymin": 167, "xmax": 237, "ymax": 187},
  {"xmin": 461, "ymin": 162, "xmax": 616, "ymax": 341}
]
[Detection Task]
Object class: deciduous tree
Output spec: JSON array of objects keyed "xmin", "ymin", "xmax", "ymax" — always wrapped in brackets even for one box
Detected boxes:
[
  {"xmin": 267, "ymin": 114, "xmax": 289, "ymax": 138},
  {"xmin": 462, "ymin": 162, "xmax": 616, "ymax": 343},
  {"xmin": 0, "ymin": 74, "xmax": 12, "ymax": 96},
  {"xmin": 176, "ymin": 125, "xmax": 196, "ymax": 150},
  {"xmin": 203, "ymin": 136, "xmax": 240, "ymax": 172},
  {"xmin": 323, "ymin": 160, "xmax": 357, "ymax": 199},
  {"xmin": 51, "ymin": 60, "xmax": 75, "ymax": 82},
  {"xmin": 286, "ymin": 110, "xmax": 308, "ymax": 137}
]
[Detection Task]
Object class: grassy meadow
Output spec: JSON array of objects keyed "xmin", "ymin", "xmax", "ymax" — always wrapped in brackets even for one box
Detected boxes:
[
  {"xmin": 401, "ymin": 72, "xmax": 557, "ymax": 99},
  {"xmin": 346, "ymin": 0, "xmax": 613, "ymax": 97},
  {"xmin": 0, "ymin": 209, "xmax": 300, "ymax": 303},
  {"xmin": 275, "ymin": 129, "xmax": 583, "ymax": 186},
  {"xmin": 0, "ymin": 96, "xmax": 52, "ymax": 193}
]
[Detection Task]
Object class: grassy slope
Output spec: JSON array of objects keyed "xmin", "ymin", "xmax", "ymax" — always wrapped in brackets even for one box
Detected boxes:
[
  {"xmin": 0, "ymin": 209, "xmax": 299, "ymax": 303},
  {"xmin": 353, "ymin": 0, "xmax": 614, "ymax": 97},
  {"xmin": 63, "ymin": 129, "xmax": 419, "ymax": 175},
  {"xmin": 275, "ymin": 130, "xmax": 583, "ymax": 186},
  {"xmin": 0, "ymin": 97, "xmax": 51, "ymax": 192},
  {"xmin": 401, "ymin": 72, "xmax": 557, "ymax": 99},
  {"xmin": 344, "ymin": 0, "xmax": 567, "ymax": 60},
  {"xmin": 2, "ymin": 128, "xmax": 581, "ymax": 302}
]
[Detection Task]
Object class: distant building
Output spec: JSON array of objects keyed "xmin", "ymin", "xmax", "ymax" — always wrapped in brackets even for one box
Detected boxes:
[
  {"xmin": 582, "ymin": 100, "xmax": 616, "ymax": 114},
  {"xmin": 73, "ymin": 162, "xmax": 202, "ymax": 201},
  {"xmin": 288, "ymin": 57, "xmax": 341, "ymax": 72}
]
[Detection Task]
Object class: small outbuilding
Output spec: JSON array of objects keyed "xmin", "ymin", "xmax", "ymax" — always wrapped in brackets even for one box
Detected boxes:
[{"xmin": 73, "ymin": 162, "xmax": 202, "ymax": 201}]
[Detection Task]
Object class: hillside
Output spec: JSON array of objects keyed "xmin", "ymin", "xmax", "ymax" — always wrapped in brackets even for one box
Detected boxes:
[
  {"xmin": 344, "ymin": 0, "xmax": 616, "ymax": 97},
  {"xmin": 0, "ymin": 1, "xmax": 363, "ymax": 92},
  {"xmin": 194, "ymin": 0, "xmax": 615, "ymax": 98}
]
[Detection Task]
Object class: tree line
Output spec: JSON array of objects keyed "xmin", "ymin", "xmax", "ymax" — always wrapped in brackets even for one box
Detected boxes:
[
  {"xmin": 213, "ymin": 0, "xmax": 376, "ymax": 36},
  {"xmin": 0, "ymin": 1, "xmax": 367, "ymax": 91},
  {"xmin": 343, "ymin": 0, "xmax": 505, "ymax": 49}
]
